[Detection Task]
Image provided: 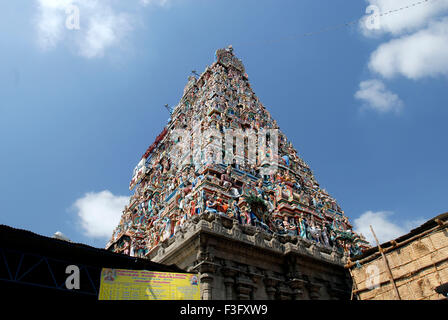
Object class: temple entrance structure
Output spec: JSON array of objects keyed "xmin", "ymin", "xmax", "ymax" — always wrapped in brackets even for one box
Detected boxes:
[{"xmin": 106, "ymin": 46, "xmax": 369, "ymax": 300}]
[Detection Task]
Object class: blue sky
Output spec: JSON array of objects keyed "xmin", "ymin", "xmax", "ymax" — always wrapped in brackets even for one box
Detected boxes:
[{"xmin": 1, "ymin": 0, "xmax": 447, "ymax": 247}]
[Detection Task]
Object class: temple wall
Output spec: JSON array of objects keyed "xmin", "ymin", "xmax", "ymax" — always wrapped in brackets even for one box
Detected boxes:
[
  {"xmin": 349, "ymin": 223, "xmax": 448, "ymax": 300},
  {"xmin": 150, "ymin": 212, "xmax": 352, "ymax": 300}
]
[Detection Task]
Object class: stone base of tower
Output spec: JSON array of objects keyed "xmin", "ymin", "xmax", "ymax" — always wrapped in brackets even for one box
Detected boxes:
[{"xmin": 148, "ymin": 212, "xmax": 352, "ymax": 300}]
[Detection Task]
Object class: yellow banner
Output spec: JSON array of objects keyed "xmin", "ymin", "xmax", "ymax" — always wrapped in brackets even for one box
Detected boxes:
[{"xmin": 98, "ymin": 268, "xmax": 201, "ymax": 300}]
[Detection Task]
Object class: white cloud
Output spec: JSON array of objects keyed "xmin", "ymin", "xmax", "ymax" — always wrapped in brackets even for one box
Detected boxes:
[
  {"xmin": 361, "ymin": 0, "xmax": 448, "ymax": 36},
  {"xmin": 35, "ymin": 0, "xmax": 69, "ymax": 49},
  {"xmin": 140, "ymin": 0, "xmax": 171, "ymax": 6},
  {"xmin": 35, "ymin": 0, "xmax": 168, "ymax": 58},
  {"xmin": 35, "ymin": 0, "xmax": 133, "ymax": 58},
  {"xmin": 357, "ymin": 0, "xmax": 448, "ymax": 112},
  {"xmin": 353, "ymin": 210, "xmax": 425, "ymax": 244},
  {"xmin": 355, "ymin": 79, "xmax": 403, "ymax": 113},
  {"xmin": 78, "ymin": 10, "xmax": 133, "ymax": 58},
  {"xmin": 369, "ymin": 18, "xmax": 448, "ymax": 79},
  {"xmin": 72, "ymin": 190, "xmax": 128, "ymax": 239}
]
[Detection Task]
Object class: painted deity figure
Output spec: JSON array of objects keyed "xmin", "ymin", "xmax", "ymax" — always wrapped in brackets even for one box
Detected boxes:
[
  {"xmin": 123, "ymin": 240, "xmax": 130, "ymax": 255},
  {"xmin": 287, "ymin": 218, "xmax": 297, "ymax": 236},
  {"xmin": 179, "ymin": 210, "xmax": 188, "ymax": 231},
  {"xmin": 189, "ymin": 198, "xmax": 197, "ymax": 216},
  {"xmin": 205, "ymin": 194, "xmax": 218, "ymax": 214},
  {"xmin": 308, "ymin": 218, "xmax": 323, "ymax": 244},
  {"xmin": 298, "ymin": 214, "xmax": 308, "ymax": 239},
  {"xmin": 322, "ymin": 225, "xmax": 330, "ymax": 247},
  {"xmin": 248, "ymin": 209, "xmax": 257, "ymax": 227},
  {"xmin": 283, "ymin": 216, "xmax": 296, "ymax": 236},
  {"xmin": 232, "ymin": 200, "xmax": 242, "ymax": 224},
  {"xmin": 266, "ymin": 194, "xmax": 275, "ymax": 213},
  {"xmin": 129, "ymin": 241, "xmax": 135, "ymax": 257},
  {"xmin": 282, "ymin": 216, "xmax": 290, "ymax": 231},
  {"xmin": 178, "ymin": 197, "xmax": 185, "ymax": 213},
  {"xmin": 221, "ymin": 166, "xmax": 233, "ymax": 190},
  {"xmin": 240, "ymin": 207, "xmax": 250, "ymax": 225},
  {"xmin": 273, "ymin": 217, "xmax": 286, "ymax": 234},
  {"xmin": 255, "ymin": 180, "xmax": 264, "ymax": 198},
  {"xmin": 216, "ymin": 195, "xmax": 229, "ymax": 215},
  {"xmin": 330, "ymin": 230, "xmax": 337, "ymax": 248},
  {"xmin": 173, "ymin": 213, "xmax": 181, "ymax": 234},
  {"xmin": 198, "ymin": 189, "xmax": 206, "ymax": 214}
]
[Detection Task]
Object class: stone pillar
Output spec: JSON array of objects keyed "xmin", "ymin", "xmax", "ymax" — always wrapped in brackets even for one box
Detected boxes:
[
  {"xmin": 200, "ymin": 273, "xmax": 214, "ymax": 300},
  {"xmin": 248, "ymin": 267, "xmax": 263, "ymax": 300},
  {"xmin": 235, "ymin": 273, "xmax": 255, "ymax": 300},
  {"xmin": 264, "ymin": 278, "xmax": 278, "ymax": 300},
  {"xmin": 236, "ymin": 284, "xmax": 252, "ymax": 300},
  {"xmin": 222, "ymin": 268, "xmax": 237, "ymax": 300},
  {"xmin": 197, "ymin": 262, "xmax": 216, "ymax": 300},
  {"xmin": 307, "ymin": 282, "xmax": 322, "ymax": 300}
]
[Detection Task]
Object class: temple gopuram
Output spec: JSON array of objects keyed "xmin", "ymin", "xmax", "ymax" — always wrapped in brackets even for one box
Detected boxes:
[{"xmin": 106, "ymin": 46, "xmax": 369, "ymax": 300}]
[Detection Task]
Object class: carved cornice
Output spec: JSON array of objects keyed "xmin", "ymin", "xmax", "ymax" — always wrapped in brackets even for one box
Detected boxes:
[{"xmin": 153, "ymin": 212, "xmax": 347, "ymax": 268}]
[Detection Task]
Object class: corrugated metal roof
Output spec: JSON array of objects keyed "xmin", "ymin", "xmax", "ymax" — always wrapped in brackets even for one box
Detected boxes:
[{"xmin": 0, "ymin": 224, "xmax": 185, "ymax": 273}]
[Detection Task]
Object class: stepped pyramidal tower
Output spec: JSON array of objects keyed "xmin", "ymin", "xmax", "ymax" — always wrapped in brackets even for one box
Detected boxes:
[{"xmin": 107, "ymin": 46, "xmax": 369, "ymax": 300}]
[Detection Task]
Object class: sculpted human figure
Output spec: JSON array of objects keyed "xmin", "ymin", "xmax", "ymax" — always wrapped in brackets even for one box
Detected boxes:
[
  {"xmin": 266, "ymin": 194, "xmax": 275, "ymax": 213},
  {"xmin": 322, "ymin": 225, "xmax": 330, "ymax": 247},
  {"xmin": 216, "ymin": 195, "xmax": 228, "ymax": 215},
  {"xmin": 221, "ymin": 166, "xmax": 233, "ymax": 190},
  {"xmin": 123, "ymin": 240, "xmax": 130, "ymax": 255},
  {"xmin": 173, "ymin": 213, "xmax": 181, "ymax": 234},
  {"xmin": 189, "ymin": 198, "xmax": 197, "ymax": 216},
  {"xmin": 308, "ymin": 218, "xmax": 320, "ymax": 243},
  {"xmin": 232, "ymin": 200, "xmax": 242, "ymax": 224},
  {"xmin": 178, "ymin": 197, "xmax": 185, "ymax": 214},
  {"xmin": 282, "ymin": 216, "xmax": 295, "ymax": 236},
  {"xmin": 298, "ymin": 213, "xmax": 308, "ymax": 239},
  {"xmin": 282, "ymin": 216, "xmax": 290, "ymax": 230},
  {"xmin": 288, "ymin": 218, "xmax": 297, "ymax": 236},
  {"xmin": 255, "ymin": 180, "xmax": 264, "ymax": 198},
  {"xmin": 179, "ymin": 209, "xmax": 187, "ymax": 230},
  {"xmin": 330, "ymin": 230, "xmax": 337, "ymax": 248},
  {"xmin": 241, "ymin": 206, "xmax": 250, "ymax": 225},
  {"xmin": 274, "ymin": 216, "xmax": 285, "ymax": 234},
  {"xmin": 205, "ymin": 194, "xmax": 218, "ymax": 213}
]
